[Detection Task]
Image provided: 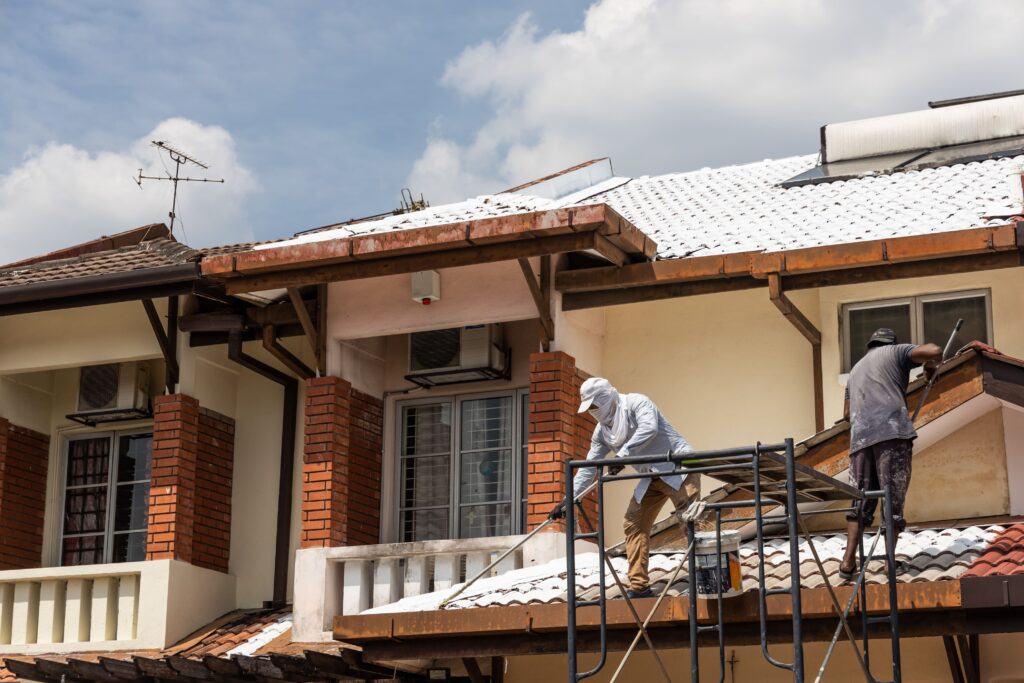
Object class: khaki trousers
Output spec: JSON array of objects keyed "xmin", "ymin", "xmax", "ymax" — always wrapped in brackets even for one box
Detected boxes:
[{"xmin": 623, "ymin": 474, "xmax": 700, "ymax": 591}]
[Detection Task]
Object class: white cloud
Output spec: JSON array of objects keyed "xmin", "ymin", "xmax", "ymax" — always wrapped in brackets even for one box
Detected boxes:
[
  {"xmin": 0, "ymin": 118, "xmax": 257, "ymax": 264},
  {"xmin": 409, "ymin": 0, "xmax": 1024, "ymax": 203}
]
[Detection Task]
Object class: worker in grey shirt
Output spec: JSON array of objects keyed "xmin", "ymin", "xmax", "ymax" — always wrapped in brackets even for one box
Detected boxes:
[
  {"xmin": 549, "ymin": 377, "xmax": 700, "ymax": 598},
  {"xmin": 838, "ymin": 327, "xmax": 941, "ymax": 580}
]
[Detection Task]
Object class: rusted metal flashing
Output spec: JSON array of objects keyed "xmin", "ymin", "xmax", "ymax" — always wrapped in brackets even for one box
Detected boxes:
[
  {"xmin": 202, "ymin": 204, "xmax": 654, "ymax": 294},
  {"xmin": 332, "ymin": 580, "xmax": 960, "ymax": 646},
  {"xmin": 558, "ymin": 224, "xmax": 1022, "ymax": 310}
]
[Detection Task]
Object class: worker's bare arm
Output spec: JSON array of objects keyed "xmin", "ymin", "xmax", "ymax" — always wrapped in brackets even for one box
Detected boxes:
[{"xmin": 910, "ymin": 343, "xmax": 942, "ymax": 367}]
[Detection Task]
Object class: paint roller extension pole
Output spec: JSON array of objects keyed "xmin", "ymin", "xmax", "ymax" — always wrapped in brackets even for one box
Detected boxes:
[
  {"xmin": 910, "ymin": 318, "xmax": 963, "ymax": 422},
  {"xmin": 439, "ymin": 480, "xmax": 599, "ymax": 608}
]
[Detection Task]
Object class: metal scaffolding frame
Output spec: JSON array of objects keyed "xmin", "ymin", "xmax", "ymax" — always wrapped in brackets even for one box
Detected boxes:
[{"xmin": 564, "ymin": 440, "xmax": 904, "ymax": 683}]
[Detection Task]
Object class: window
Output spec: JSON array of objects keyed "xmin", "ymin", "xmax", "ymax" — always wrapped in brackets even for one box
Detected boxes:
[
  {"xmin": 61, "ymin": 431, "xmax": 152, "ymax": 566},
  {"xmin": 397, "ymin": 390, "xmax": 528, "ymax": 542},
  {"xmin": 842, "ymin": 289, "xmax": 991, "ymax": 371}
]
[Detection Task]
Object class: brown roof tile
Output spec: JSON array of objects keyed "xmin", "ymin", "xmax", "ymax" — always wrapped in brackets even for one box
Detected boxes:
[
  {"xmin": 962, "ymin": 523, "xmax": 1024, "ymax": 577},
  {"xmin": 0, "ymin": 238, "xmax": 198, "ymax": 289}
]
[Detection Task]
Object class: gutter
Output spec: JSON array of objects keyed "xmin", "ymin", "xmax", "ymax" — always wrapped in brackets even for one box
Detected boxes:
[{"xmin": 0, "ymin": 262, "xmax": 199, "ymax": 315}]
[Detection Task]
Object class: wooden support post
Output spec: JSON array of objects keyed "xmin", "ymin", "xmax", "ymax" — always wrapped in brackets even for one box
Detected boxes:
[
  {"xmin": 262, "ymin": 325, "xmax": 315, "ymax": 379},
  {"xmin": 768, "ymin": 273, "xmax": 824, "ymax": 432},
  {"xmin": 462, "ymin": 657, "xmax": 485, "ymax": 683},
  {"xmin": 943, "ymin": 635, "xmax": 966, "ymax": 683},
  {"xmin": 142, "ymin": 299, "xmax": 179, "ymax": 394},
  {"xmin": 490, "ymin": 656, "xmax": 505, "ymax": 683},
  {"xmin": 316, "ymin": 283, "xmax": 328, "ymax": 375},
  {"xmin": 518, "ymin": 258, "xmax": 554, "ymax": 351}
]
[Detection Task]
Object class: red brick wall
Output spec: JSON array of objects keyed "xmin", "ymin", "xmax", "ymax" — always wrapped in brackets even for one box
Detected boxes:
[
  {"xmin": 0, "ymin": 418, "xmax": 50, "ymax": 570},
  {"xmin": 192, "ymin": 408, "xmax": 235, "ymax": 572},
  {"xmin": 302, "ymin": 377, "xmax": 383, "ymax": 548},
  {"xmin": 347, "ymin": 389, "xmax": 384, "ymax": 546},
  {"xmin": 147, "ymin": 394, "xmax": 199, "ymax": 563},
  {"xmin": 526, "ymin": 352, "xmax": 597, "ymax": 532}
]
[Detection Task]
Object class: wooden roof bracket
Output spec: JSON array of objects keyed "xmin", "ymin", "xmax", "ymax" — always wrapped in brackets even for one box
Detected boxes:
[
  {"xmin": 287, "ymin": 286, "xmax": 326, "ymax": 374},
  {"xmin": 518, "ymin": 256, "xmax": 555, "ymax": 351},
  {"xmin": 142, "ymin": 296, "xmax": 179, "ymax": 393},
  {"xmin": 768, "ymin": 273, "xmax": 824, "ymax": 432}
]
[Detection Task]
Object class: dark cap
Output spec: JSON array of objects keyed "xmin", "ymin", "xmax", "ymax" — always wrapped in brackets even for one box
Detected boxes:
[{"xmin": 866, "ymin": 327, "xmax": 898, "ymax": 348}]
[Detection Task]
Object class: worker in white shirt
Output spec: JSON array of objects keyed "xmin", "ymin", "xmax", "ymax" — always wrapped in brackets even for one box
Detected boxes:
[{"xmin": 550, "ymin": 377, "xmax": 701, "ymax": 598}]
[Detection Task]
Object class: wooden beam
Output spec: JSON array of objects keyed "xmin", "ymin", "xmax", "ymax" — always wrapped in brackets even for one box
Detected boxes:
[
  {"xmin": 517, "ymin": 258, "xmax": 554, "ymax": 349},
  {"xmin": 263, "ymin": 325, "xmax": 315, "ymax": 379},
  {"xmin": 178, "ymin": 312, "xmax": 246, "ymax": 332},
  {"xmin": 166, "ymin": 295, "xmax": 179, "ymax": 392},
  {"xmin": 562, "ymin": 275, "xmax": 761, "ymax": 311},
  {"xmin": 287, "ymin": 287, "xmax": 320, "ymax": 361},
  {"xmin": 591, "ymin": 233, "xmax": 628, "ymax": 267},
  {"xmin": 225, "ymin": 231, "xmax": 598, "ymax": 294},
  {"xmin": 142, "ymin": 298, "xmax": 179, "ymax": 392},
  {"xmin": 490, "ymin": 657, "xmax": 504, "ymax": 683}
]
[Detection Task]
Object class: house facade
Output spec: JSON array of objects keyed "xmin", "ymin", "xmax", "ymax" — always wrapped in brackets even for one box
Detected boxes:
[{"xmin": 2, "ymin": 94, "xmax": 1024, "ymax": 681}]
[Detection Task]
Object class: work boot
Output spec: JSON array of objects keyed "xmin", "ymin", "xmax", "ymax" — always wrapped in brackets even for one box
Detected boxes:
[{"xmin": 626, "ymin": 587, "xmax": 653, "ymax": 599}]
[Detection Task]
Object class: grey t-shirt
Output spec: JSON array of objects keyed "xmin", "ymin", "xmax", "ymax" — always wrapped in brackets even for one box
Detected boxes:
[{"xmin": 846, "ymin": 343, "xmax": 919, "ymax": 452}]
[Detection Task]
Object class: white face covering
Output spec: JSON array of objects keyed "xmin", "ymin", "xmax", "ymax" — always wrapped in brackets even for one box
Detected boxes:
[{"xmin": 588, "ymin": 384, "xmax": 630, "ymax": 449}]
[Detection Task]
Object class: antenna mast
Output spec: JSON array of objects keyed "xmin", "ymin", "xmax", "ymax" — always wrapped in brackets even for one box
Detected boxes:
[{"xmin": 135, "ymin": 141, "xmax": 224, "ymax": 236}]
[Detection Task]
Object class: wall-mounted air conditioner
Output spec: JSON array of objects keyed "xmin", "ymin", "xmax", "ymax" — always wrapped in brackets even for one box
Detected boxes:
[
  {"xmin": 405, "ymin": 324, "xmax": 510, "ymax": 387},
  {"xmin": 67, "ymin": 362, "xmax": 152, "ymax": 426}
]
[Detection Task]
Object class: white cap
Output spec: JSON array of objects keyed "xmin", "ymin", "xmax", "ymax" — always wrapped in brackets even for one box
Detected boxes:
[{"xmin": 578, "ymin": 377, "xmax": 613, "ymax": 413}]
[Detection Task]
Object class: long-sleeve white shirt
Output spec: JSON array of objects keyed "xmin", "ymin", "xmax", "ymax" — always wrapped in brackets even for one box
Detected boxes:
[{"xmin": 572, "ymin": 393, "xmax": 692, "ymax": 503}]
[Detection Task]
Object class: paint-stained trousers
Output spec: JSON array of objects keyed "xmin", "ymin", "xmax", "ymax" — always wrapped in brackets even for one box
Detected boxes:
[
  {"xmin": 623, "ymin": 474, "xmax": 701, "ymax": 591},
  {"xmin": 846, "ymin": 438, "xmax": 913, "ymax": 533}
]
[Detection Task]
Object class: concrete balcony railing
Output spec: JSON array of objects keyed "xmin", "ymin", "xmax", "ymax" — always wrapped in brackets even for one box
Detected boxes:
[
  {"xmin": 0, "ymin": 560, "xmax": 236, "ymax": 655},
  {"xmin": 293, "ymin": 533, "xmax": 571, "ymax": 642}
]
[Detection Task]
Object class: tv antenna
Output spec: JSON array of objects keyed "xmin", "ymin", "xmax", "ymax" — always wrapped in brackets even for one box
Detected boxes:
[{"xmin": 134, "ymin": 141, "xmax": 224, "ymax": 236}]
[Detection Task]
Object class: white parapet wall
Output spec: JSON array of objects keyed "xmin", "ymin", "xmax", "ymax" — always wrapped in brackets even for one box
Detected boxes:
[
  {"xmin": 0, "ymin": 560, "xmax": 236, "ymax": 655},
  {"xmin": 293, "ymin": 532, "xmax": 572, "ymax": 642}
]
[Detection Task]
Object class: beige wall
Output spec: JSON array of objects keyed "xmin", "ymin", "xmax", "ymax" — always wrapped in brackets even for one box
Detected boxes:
[
  {"xmin": 0, "ymin": 299, "xmax": 315, "ymax": 611},
  {"xmin": 503, "ymin": 632, "xmax": 1024, "ymax": 681},
  {"xmin": 326, "ymin": 260, "xmax": 537, "ymax": 349},
  {"xmin": 817, "ymin": 267, "xmax": 1024, "ymax": 421},
  {"xmin": 0, "ymin": 301, "xmax": 163, "ymax": 375},
  {"xmin": 592, "ymin": 266, "xmax": 1024, "ymax": 542}
]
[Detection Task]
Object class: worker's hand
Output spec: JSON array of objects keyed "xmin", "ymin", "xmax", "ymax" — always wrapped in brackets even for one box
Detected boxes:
[
  {"xmin": 958, "ymin": 340, "xmax": 1001, "ymax": 356},
  {"xmin": 609, "ymin": 464, "xmax": 624, "ymax": 475},
  {"xmin": 548, "ymin": 501, "xmax": 567, "ymax": 520},
  {"xmin": 677, "ymin": 500, "xmax": 708, "ymax": 523},
  {"xmin": 923, "ymin": 363, "xmax": 938, "ymax": 381}
]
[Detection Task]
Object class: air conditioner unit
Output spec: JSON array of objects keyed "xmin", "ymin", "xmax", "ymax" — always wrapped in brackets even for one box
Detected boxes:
[
  {"xmin": 405, "ymin": 324, "xmax": 510, "ymax": 387},
  {"xmin": 67, "ymin": 362, "xmax": 152, "ymax": 426}
]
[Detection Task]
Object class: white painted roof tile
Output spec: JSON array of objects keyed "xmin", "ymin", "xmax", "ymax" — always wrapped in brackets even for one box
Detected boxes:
[
  {"xmin": 363, "ymin": 525, "xmax": 1003, "ymax": 614},
  {"xmin": 263, "ymin": 154, "xmax": 1022, "ymax": 259}
]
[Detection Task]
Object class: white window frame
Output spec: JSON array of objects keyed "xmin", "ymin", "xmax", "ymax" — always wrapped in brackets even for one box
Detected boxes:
[
  {"xmin": 58, "ymin": 427, "xmax": 153, "ymax": 566},
  {"xmin": 394, "ymin": 388, "xmax": 529, "ymax": 542},
  {"xmin": 841, "ymin": 288, "xmax": 992, "ymax": 372}
]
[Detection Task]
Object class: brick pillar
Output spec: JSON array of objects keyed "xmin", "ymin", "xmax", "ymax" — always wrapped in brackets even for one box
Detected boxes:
[
  {"xmin": 0, "ymin": 418, "xmax": 50, "ymax": 570},
  {"xmin": 146, "ymin": 394, "xmax": 199, "ymax": 563},
  {"xmin": 302, "ymin": 377, "xmax": 383, "ymax": 548},
  {"xmin": 527, "ymin": 352, "xmax": 597, "ymax": 532},
  {"xmin": 192, "ymin": 408, "xmax": 235, "ymax": 572}
]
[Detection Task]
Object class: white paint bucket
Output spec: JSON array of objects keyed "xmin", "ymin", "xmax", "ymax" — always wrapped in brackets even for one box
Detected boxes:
[{"xmin": 693, "ymin": 530, "xmax": 743, "ymax": 599}]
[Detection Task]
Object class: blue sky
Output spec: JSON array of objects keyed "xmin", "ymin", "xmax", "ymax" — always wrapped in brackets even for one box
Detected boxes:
[
  {"xmin": 2, "ymin": 1, "xmax": 1024, "ymax": 260},
  {"xmin": 0, "ymin": 1, "xmax": 589, "ymax": 252}
]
